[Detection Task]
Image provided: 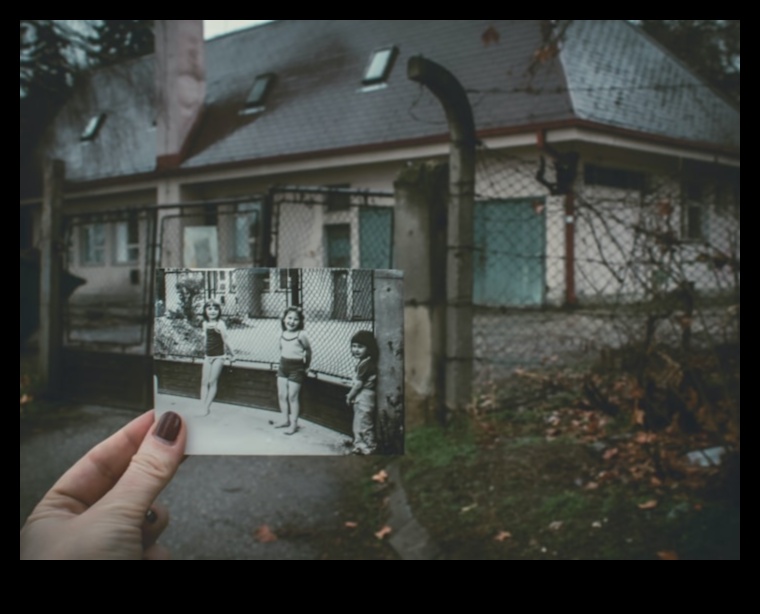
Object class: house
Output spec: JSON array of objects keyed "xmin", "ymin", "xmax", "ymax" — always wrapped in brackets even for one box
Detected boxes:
[{"xmin": 21, "ymin": 20, "xmax": 739, "ymax": 407}]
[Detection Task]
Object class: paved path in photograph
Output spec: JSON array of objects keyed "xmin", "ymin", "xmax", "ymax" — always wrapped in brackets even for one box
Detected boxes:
[{"xmin": 155, "ymin": 393, "xmax": 350, "ymax": 455}]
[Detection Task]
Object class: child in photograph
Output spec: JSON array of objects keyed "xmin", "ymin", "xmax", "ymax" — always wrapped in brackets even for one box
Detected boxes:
[
  {"xmin": 200, "ymin": 300, "xmax": 235, "ymax": 416},
  {"xmin": 346, "ymin": 330, "xmax": 379, "ymax": 455},
  {"xmin": 275, "ymin": 306, "xmax": 312, "ymax": 435}
]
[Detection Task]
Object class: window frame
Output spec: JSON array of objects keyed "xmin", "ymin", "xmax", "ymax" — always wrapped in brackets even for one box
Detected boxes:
[
  {"xmin": 681, "ymin": 180, "xmax": 710, "ymax": 243},
  {"xmin": 241, "ymin": 73, "xmax": 277, "ymax": 114},
  {"xmin": 361, "ymin": 46, "xmax": 398, "ymax": 87},
  {"xmin": 80, "ymin": 221, "xmax": 107, "ymax": 266},
  {"xmin": 113, "ymin": 211, "xmax": 140, "ymax": 265},
  {"xmin": 81, "ymin": 113, "xmax": 107, "ymax": 141}
]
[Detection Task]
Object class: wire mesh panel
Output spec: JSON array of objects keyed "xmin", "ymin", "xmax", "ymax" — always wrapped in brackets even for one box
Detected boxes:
[
  {"xmin": 155, "ymin": 267, "xmax": 376, "ymax": 381},
  {"xmin": 62, "ymin": 207, "xmax": 157, "ymax": 352},
  {"xmin": 158, "ymin": 198, "xmax": 268, "ymax": 270},
  {"xmin": 271, "ymin": 187, "xmax": 394, "ymax": 270},
  {"xmin": 472, "ymin": 145, "xmax": 740, "ymax": 384}
]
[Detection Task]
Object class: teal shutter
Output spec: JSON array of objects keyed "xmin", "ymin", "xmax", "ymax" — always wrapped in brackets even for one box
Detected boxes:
[
  {"xmin": 474, "ymin": 199, "xmax": 545, "ymax": 306},
  {"xmin": 359, "ymin": 207, "xmax": 392, "ymax": 269}
]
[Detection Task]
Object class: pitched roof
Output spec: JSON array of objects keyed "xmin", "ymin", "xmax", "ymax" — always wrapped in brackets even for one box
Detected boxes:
[{"xmin": 45, "ymin": 20, "xmax": 739, "ymax": 184}]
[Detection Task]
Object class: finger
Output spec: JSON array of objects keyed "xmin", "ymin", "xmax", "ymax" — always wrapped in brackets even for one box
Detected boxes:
[
  {"xmin": 39, "ymin": 411, "xmax": 156, "ymax": 515},
  {"xmin": 143, "ymin": 542, "xmax": 171, "ymax": 561},
  {"xmin": 97, "ymin": 411, "xmax": 186, "ymax": 522},
  {"xmin": 142, "ymin": 502, "xmax": 170, "ymax": 550}
]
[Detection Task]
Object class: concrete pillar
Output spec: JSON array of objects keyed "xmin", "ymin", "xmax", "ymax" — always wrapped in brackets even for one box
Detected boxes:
[
  {"xmin": 393, "ymin": 160, "xmax": 448, "ymax": 424},
  {"xmin": 373, "ymin": 269, "xmax": 405, "ymax": 454},
  {"xmin": 39, "ymin": 159, "xmax": 64, "ymax": 395}
]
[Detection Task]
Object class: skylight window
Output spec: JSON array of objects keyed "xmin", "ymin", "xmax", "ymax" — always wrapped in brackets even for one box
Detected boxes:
[
  {"xmin": 362, "ymin": 46, "xmax": 398, "ymax": 87},
  {"xmin": 81, "ymin": 113, "xmax": 106, "ymax": 141},
  {"xmin": 242, "ymin": 73, "xmax": 276, "ymax": 114}
]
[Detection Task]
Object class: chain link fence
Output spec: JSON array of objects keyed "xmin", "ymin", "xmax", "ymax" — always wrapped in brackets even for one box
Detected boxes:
[
  {"xmin": 271, "ymin": 187, "xmax": 394, "ymax": 270},
  {"xmin": 472, "ymin": 144, "xmax": 740, "ymax": 384},
  {"xmin": 62, "ymin": 207, "xmax": 157, "ymax": 352},
  {"xmin": 154, "ymin": 267, "xmax": 376, "ymax": 381}
]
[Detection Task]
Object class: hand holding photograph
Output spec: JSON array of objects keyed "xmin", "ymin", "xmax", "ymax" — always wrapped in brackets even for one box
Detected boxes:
[{"xmin": 153, "ymin": 267, "xmax": 404, "ymax": 455}]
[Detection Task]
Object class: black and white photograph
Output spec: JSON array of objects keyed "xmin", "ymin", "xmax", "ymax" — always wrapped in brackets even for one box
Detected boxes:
[{"xmin": 153, "ymin": 267, "xmax": 404, "ymax": 455}]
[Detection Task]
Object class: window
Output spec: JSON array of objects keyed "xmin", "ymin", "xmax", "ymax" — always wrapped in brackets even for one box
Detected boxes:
[
  {"xmin": 81, "ymin": 114, "xmax": 106, "ymax": 141},
  {"xmin": 584, "ymin": 164, "xmax": 646, "ymax": 191},
  {"xmin": 233, "ymin": 202, "xmax": 261, "ymax": 261},
  {"xmin": 682, "ymin": 181, "xmax": 708, "ymax": 241},
  {"xmin": 326, "ymin": 224, "xmax": 351, "ymax": 268},
  {"xmin": 242, "ymin": 73, "xmax": 276, "ymax": 114},
  {"xmin": 114, "ymin": 211, "xmax": 139, "ymax": 264},
  {"xmin": 81, "ymin": 223, "xmax": 106, "ymax": 265},
  {"xmin": 252, "ymin": 269, "xmax": 271, "ymax": 293},
  {"xmin": 362, "ymin": 46, "xmax": 398, "ymax": 87},
  {"xmin": 325, "ymin": 184, "xmax": 351, "ymax": 211}
]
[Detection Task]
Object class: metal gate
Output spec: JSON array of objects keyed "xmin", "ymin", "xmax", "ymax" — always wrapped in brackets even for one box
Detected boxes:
[
  {"xmin": 59, "ymin": 186, "xmax": 394, "ymax": 408},
  {"xmin": 61, "ymin": 207, "xmax": 158, "ymax": 409}
]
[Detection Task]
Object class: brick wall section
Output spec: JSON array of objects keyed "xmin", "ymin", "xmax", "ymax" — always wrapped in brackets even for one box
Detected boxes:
[{"xmin": 155, "ymin": 360, "xmax": 352, "ymax": 435}]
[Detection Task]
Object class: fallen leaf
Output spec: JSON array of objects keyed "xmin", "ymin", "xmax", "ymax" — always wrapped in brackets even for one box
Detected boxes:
[
  {"xmin": 657, "ymin": 550, "xmax": 679, "ymax": 560},
  {"xmin": 583, "ymin": 481, "xmax": 599, "ymax": 490},
  {"xmin": 344, "ymin": 521, "xmax": 358, "ymax": 529},
  {"xmin": 460, "ymin": 503, "xmax": 478, "ymax": 513},
  {"xmin": 637, "ymin": 499, "xmax": 658, "ymax": 510},
  {"xmin": 533, "ymin": 43, "xmax": 559, "ymax": 62},
  {"xmin": 603, "ymin": 447, "xmax": 619, "ymax": 461},
  {"xmin": 633, "ymin": 408, "xmax": 645, "ymax": 426},
  {"xmin": 374, "ymin": 525, "xmax": 392, "ymax": 540},
  {"xmin": 481, "ymin": 25, "xmax": 500, "ymax": 47},
  {"xmin": 634, "ymin": 432, "xmax": 656, "ymax": 444},
  {"xmin": 372, "ymin": 469, "xmax": 389, "ymax": 484},
  {"xmin": 657, "ymin": 199, "xmax": 672, "ymax": 217},
  {"xmin": 20, "ymin": 394, "xmax": 33, "ymax": 405},
  {"xmin": 548, "ymin": 521, "xmax": 563, "ymax": 531},
  {"xmin": 494, "ymin": 531, "xmax": 512, "ymax": 542},
  {"xmin": 253, "ymin": 524, "xmax": 278, "ymax": 543},
  {"xmin": 650, "ymin": 476, "xmax": 663, "ymax": 487}
]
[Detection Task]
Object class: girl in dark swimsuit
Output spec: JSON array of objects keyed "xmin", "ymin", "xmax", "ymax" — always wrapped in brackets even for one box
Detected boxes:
[
  {"xmin": 275, "ymin": 306, "xmax": 312, "ymax": 435},
  {"xmin": 200, "ymin": 300, "xmax": 234, "ymax": 416}
]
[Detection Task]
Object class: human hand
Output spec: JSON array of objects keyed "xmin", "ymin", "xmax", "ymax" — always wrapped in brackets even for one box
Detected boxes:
[{"xmin": 20, "ymin": 410, "xmax": 186, "ymax": 560}]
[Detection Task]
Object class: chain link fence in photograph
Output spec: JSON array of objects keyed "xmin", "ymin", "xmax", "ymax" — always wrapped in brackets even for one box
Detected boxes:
[
  {"xmin": 472, "ymin": 144, "xmax": 740, "ymax": 385},
  {"xmin": 155, "ymin": 267, "xmax": 376, "ymax": 381}
]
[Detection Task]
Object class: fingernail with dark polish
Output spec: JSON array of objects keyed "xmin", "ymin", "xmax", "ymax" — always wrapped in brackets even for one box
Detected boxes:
[
  {"xmin": 145, "ymin": 508, "xmax": 158, "ymax": 524},
  {"xmin": 155, "ymin": 411, "xmax": 181, "ymax": 443}
]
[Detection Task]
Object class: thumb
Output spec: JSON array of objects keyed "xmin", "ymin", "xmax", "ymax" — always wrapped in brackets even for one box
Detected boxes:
[{"xmin": 97, "ymin": 411, "xmax": 186, "ymax": 521}]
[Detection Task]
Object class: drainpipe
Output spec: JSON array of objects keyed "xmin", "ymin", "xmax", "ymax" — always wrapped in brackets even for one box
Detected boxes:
[{"xmin": 408, "ymin": 56, "xmax": 475, "ymax": 414}]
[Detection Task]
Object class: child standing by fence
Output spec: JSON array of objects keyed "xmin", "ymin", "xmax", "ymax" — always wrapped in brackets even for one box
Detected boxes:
[
  {"xmin": 346, "ymin": 330, "xmax": 379, "ymax": 455},
  {"xmin": 275, "ymin": 306, "xmax": 312, "ymax": 435},
  {"xmin": 200, "ymin": 300, "xmax": 235, "ymax": 416}
]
